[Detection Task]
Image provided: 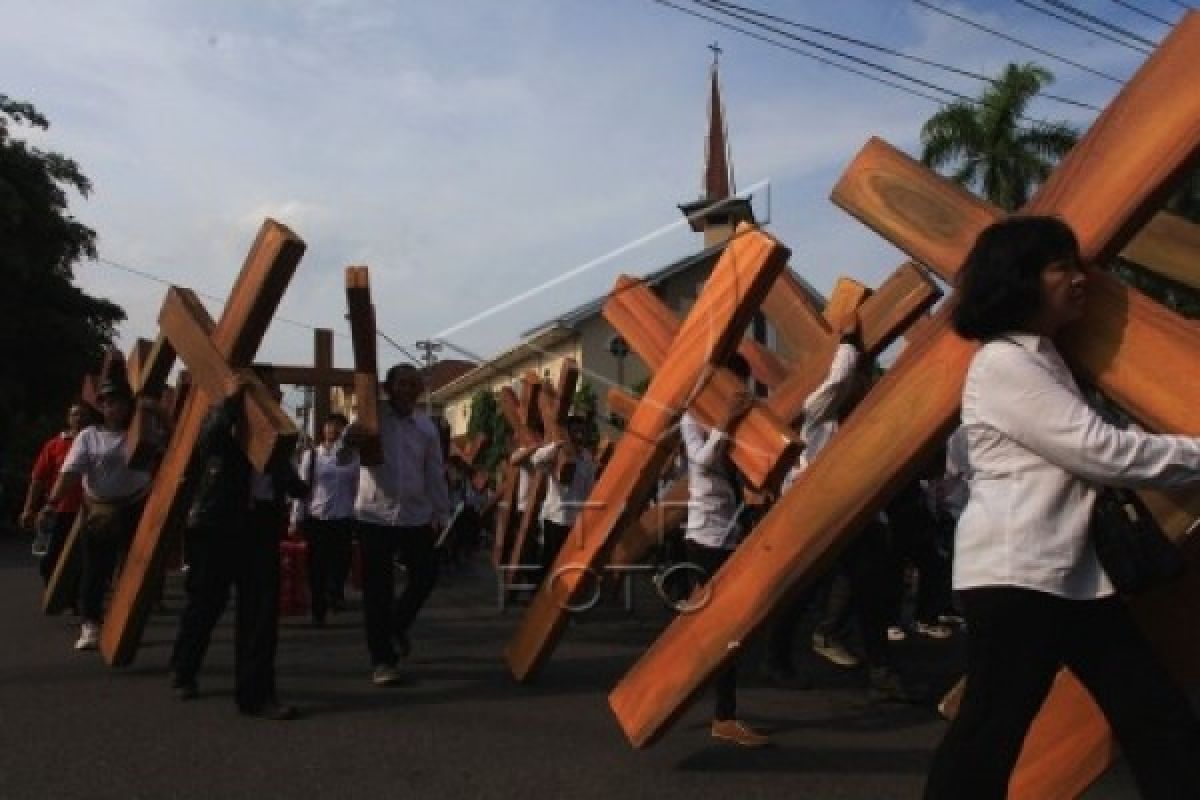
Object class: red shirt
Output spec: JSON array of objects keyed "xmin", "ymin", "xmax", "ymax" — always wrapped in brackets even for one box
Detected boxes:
[{"xmin": 31, "ymin": 433, "xmax": 83, "ymax": 514}]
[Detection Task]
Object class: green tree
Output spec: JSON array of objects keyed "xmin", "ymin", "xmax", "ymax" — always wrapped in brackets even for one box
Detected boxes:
[
  {"xmin": 0, "ymin": 94, "xmax": 124, "ymax": 519},
  {"xmin": 572, "ymin": 380, "xmax": 599, "ymax": 446},
  {"xmin": 467, "ymin": 388, "xmax": 511, "ymax": 473},
  {"xmin": 920, "ymin": 63, "xmax": 1079, "ymax": 211}
]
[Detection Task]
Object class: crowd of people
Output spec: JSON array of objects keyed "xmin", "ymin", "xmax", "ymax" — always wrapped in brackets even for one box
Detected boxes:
[{"xmin": 14, "ymin": 216, "xmax": 1200, "ymax": 796}]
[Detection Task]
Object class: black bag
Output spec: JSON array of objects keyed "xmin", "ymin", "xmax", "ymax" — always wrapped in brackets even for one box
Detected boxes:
[{"xmin": 1090, "ymin": 487, "xmax": 1185, "ymax": 594}]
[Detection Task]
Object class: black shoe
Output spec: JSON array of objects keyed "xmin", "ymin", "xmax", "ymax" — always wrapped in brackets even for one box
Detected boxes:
[
  {"xmin": 311, "ymin": 614, "xmax": 326, "ymax": 628},
  {"xmin": 240, "ymin": 700, "xmax": 298, "ymax": 721},
  {"xmin": 170, "ymin": 672, "xmax": 199, "ymax": 700}
]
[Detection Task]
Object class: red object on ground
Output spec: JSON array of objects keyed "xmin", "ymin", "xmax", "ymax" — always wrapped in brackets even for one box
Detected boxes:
[{"xmin": 279, "ymin": 538, "xmax": 309, "ymax": 616}]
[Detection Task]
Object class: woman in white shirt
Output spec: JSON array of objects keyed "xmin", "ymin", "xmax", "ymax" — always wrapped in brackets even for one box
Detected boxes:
[
  {"xmin": 295, "ymin": 412, "xmax": 359, "ymax": 625},
  {"xmin": 924, "ymin": 216, "xmax": 1200, "ymax": 799}
]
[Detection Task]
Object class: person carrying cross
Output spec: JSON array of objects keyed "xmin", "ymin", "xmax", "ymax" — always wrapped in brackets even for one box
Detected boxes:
[
  {"xmin": 168, "ymin": 375, "xmax": 308, "ymax": 720},
  {"xmin": 678, "ymin": 352, "xmax": 767, "ymax": 748},
  {"xmin": 346, "ymin": 363, "xmax": 451, "ymax": 687},
  {"xmin": 40, "ymin": 372, "xmax": 153, "ymax": 651}
]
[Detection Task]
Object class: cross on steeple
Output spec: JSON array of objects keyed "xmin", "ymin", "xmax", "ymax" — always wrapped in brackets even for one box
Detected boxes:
[{"xmin": 708, "ymin": 40, "xmax": 722, "ymax": 65}]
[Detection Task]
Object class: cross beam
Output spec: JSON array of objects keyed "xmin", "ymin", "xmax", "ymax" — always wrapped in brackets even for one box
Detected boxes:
[
  {"xmin": 503, "ymin": 223, "xmax": 790, "ymax": 682},
  {"xmin": 345, "ymin": 267, "xmax": 382, "ymax": 465}
]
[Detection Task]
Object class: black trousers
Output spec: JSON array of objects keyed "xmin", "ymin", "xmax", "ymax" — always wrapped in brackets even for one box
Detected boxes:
[
  {"xmin": 169, "ymin": 505, "xmax": 282, "ymax": 712},
  {"xmin": 538, "ymin": 519, "xmax": 571, "ymax": 588},
  {"xmin": 813, "ymin": 521, "xmax": 898, "ymax": 668},
  {"xmin": 925, "ymin": 588, "xmax": 1200, "ymax": 800},
  {"xmin": 38, "ymin": 510, "xmax": 77, "ymax": 585},
  {"xmin": 302, "ymin": 517, "xmax": 353, "ymax": 621},
  {"xmin": 685, "ymin": 540, "xmax": 738, "ymax": 721},
  {"xmin": 358, "ymin": 522, "xmax": 438, "ymax": 666}
]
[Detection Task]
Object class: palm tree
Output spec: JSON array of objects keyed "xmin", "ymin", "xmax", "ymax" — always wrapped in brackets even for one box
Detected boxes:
[{"xmin": 920, "ymin": 63, "xmax": 1079, "ymax": 211}]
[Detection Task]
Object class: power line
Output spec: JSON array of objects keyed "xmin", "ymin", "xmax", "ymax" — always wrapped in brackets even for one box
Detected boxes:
[
  {"xmin": 95, "ymin": 254, "xmax": 421, "ymax": 362},
  {"xmin": 648, "ymin": 0, "xmax": 953, "ymax": 107},
  {"xmin": 1038, "ymin": 0, "xmax": 1160, "ymax": 46},
  {"xmin": 1107, "ymin": 0, "xmax": 1174, "ymax": 27},
  {"xmin": 669, "ymin": 0, "xmax": 1084, "ymax": 125},
  {"xmin": 911, "ymin": 0, "xmax": 1126, "ymax": 85},
  {"xmin": 702, "ymin": 0, "xmax": 1100, "ymax": 111},
  {"xmin": 1013, "ymin": 0, "xmax": 1154, "ymax": 53}
]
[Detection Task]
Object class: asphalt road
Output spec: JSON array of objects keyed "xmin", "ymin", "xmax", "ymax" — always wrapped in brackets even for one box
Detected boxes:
[{"xmin": 0, "ymin": 532, "xmax": 1140, "ymax": 799}]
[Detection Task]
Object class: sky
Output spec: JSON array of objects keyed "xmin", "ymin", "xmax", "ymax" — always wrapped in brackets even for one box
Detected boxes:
[{"xmin": 0, "ymin": 0, "xmax": 1177, "ymax": 402}]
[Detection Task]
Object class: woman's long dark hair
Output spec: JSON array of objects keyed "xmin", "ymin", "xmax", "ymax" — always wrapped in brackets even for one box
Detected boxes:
[{"xmin": 952, "ymin": 216, "xmax": 1080, "ymax": 341}]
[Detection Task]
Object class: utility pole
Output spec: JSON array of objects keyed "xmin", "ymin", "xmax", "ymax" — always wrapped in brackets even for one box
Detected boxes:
[{"xmin": 414, "ymin": 339, "xmax": 443, "ymax": 417}]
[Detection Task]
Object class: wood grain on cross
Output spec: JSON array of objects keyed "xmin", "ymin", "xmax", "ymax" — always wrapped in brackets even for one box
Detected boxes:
[
  {"xmin": 605, "ymin": 264, "xmax": 939, "ymax": 571},
  {"xmin": 608, "ymin": 13, "xmax": 1200, "ymax": 754},
  {"xmin": 100, "ymin": 219, "xmax": 305, "ymax": 666},
  {"xmin": 491, "ymin": 380, "xmax": 542, "ymax": 579},
  {"xmin": 538, "ymin": 359, "xmax": 581, "ymax": 485},
  {"xmin": 345, "ymin": 267, "xmax": 382, "ymax": 466},
  {"xmin": 503, "ymin": 223, "xmax": 790, "ymax": 682},
  {"xmin": 125, "ymin": 335, "xmax": 179, "ymax": 470}
]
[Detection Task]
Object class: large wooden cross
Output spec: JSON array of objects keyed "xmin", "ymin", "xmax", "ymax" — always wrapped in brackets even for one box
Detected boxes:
[
  {"xmin": 99, "ymin": 219, "xmax": 305, "ymax": 666},
  {"xmin": 503, "ymin": 224, "xmax": 793, "ymax": 681},
  {"xmin": 607, "ymin": 14, "xmax": 1200, "ymax": 764},
  {"xmin": 345, "ymin": 267, "xmax": 382, "ymax": 465},
  {"xmin": 253, "ymin": 327, "xmax": 354, "ymax": 435}
]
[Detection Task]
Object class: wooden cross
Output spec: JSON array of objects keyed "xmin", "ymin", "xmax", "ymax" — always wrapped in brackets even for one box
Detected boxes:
[
  {"xmin": 124, "ymin": 335, "xmax": 178, "ymax": 470},
  {"xmin": 345, "ymin": 267, "xmax": 382, "ymax": 466},
  {"xmin": 607, "ymin": 14, "xmax": 1200, "ymax": 762},
  {"xmin": 503, "ymin": 223, "xmax": 791, "ymax": 681},
  {"xmin": 604, "ymin": 263, "xmax": 940, "ymax": 572},
  {"xmin": 252, "ymin": 328, "xmax": 355, "ymax": 435},
  {"xmin": 491, "ymin": 378, "xmax": 541, "ymax": 577},
  {"xmin": 497, "ymin": 367, "xmax": 583, "ymax": 594},
  {"xmin": 97, "ymin": 219, "xmax": 305, "ymax": 666}
]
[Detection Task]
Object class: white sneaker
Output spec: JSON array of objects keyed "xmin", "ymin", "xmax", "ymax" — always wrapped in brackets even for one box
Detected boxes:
[
  {"xmin": 371, "ymin": 664, "xmax": 404, "ymax": 686},
  {"xmin": 915, "ymin": 621, "xmax": 954, "ymax": 639},
  {"xmin": 74, "ymin": 622, "xmax": 100, "ymax": 651},
  {"xmin": 887, "ymin": 625, "xmax": 908, "ymax": 642}
]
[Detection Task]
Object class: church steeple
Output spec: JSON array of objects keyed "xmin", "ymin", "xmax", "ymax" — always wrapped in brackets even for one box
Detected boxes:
[
  {"xmin": 679, "ymin": 43, "xmax": 755, "ymax": 248},
  {"xmin": 703, "ymin": 42, "xmax": 733, "ymax": 203}
]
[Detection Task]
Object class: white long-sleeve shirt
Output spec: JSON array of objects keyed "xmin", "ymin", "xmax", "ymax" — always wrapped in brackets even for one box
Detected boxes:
[
  {"xmin": 782, "ymin": 342, "xmax": 861, "ymax": 494},
  {"xmin": 532, "ymin": 442, "xmax": 596, "ymax": 526},
  {"xmin": 955, "ymin": 333, "xmax": 1200, "ymax": 599},
  {"xmin": 353, "ymin": 404, "xmax": 451, "ymax": 528},
  {"xmin": 681, "ymin": 411, "xmax": 741, "ymax": 550},
  {"xmin": 295, "ymin": 444, "xmax": 359, "ymax": 522}
]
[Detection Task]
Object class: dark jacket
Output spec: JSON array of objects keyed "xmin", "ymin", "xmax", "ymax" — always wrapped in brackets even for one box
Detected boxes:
[{"xmin": 186, "ymin": 396, "xmax": 306, "ymax": 530}]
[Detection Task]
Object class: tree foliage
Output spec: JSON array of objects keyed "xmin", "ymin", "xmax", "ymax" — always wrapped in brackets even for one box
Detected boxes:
[
  {"xmin": 0, "ymin": 94, "xmax": 124, "ymax": 516},
  {"xmin": 920, "ymin": 63, "xmax": 1079, "ymax": 212},
  {"xmin": 466, "ymin": 388, "xmax": 511, "ymax": 473}
]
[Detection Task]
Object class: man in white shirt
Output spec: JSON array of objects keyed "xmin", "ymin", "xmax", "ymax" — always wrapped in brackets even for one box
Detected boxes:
[
  {"xmin": 348, "ymin": 364, "xmax": 451, "ymax": 687},
  {"xmin": 679, "ymin": 353, "xmax": 767, "ymax": 748},
  {"xmin": 532, "ymin": 416, "xmax": 596, "ymax": 586}
]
